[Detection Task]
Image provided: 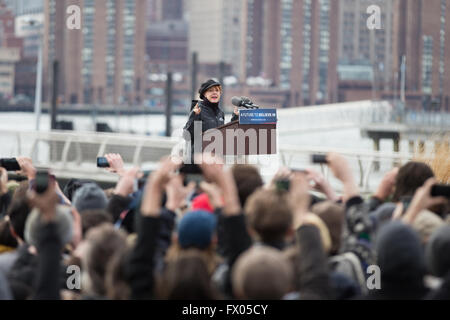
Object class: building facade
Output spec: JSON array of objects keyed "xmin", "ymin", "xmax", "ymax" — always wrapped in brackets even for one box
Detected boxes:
[
  {"xmin": 391, "ymin": 0, "xmax": 450, "ymax": 110},
  {"xmin": 43, "ymin": 0, "xmax": 146, "ymax": 105},
  {"xmin": 186, "ymin": 0, "xmax": 248, "ymax": 81},
  {"xmin": 262, "ymin": 0, "xmax": 340, "ymax": 107}
]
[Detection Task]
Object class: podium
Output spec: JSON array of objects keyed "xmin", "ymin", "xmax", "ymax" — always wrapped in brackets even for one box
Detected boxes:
[{"xmin": 202, "ymin": 119, "xmax": 277, "ymax": 157}]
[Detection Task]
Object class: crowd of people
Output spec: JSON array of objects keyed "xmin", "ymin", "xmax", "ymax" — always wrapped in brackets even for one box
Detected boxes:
[{"xmin": 0, "ymin": 151, "xmax": 449, "ymax": 300}]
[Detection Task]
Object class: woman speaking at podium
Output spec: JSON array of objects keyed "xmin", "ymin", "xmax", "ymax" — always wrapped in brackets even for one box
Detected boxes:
[{"xmin": 183, "ymin": 79, "xmax": 239, "ymax": 160}]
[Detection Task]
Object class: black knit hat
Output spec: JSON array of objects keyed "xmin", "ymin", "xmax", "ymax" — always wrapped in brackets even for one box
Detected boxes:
[{"xmin": 198, "ymin": 79, "xmax": 221, "ymax": 100}]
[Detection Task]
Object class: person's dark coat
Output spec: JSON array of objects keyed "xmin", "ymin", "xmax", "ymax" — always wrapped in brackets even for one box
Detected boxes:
[
  {"xmin": 184, "ymin": 99, "xmax": 238, "ymax": 146},
  {"xmin": 367, "ymin": 222, "xmax": 428, "ymax": 300}
]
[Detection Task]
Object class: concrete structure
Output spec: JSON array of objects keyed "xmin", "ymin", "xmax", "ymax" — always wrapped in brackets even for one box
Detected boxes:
[{"xmin": 43, "ymin": 0, "xmax": 147, "ymax": 105}]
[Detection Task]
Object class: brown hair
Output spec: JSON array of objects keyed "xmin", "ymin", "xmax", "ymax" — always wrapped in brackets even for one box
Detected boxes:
[
  {"xmin": 232, "ymin": 165, "xmax": 264, "ymax": 207},
  {"xmin": 245, "ymin": 189, "xmax": 293, "ymax": 244},
  {"xmin": 393, "ymin": 162, "xmax": 435, "ymax": 201},
  {"xmin": 83, "ymin": 224, "xmax": 128, "ymax": 296},
  {"xmin": 105, "ymin": 247, "xmax": 132, "ymax": 300},
  {"xmin": 80, "ymin": 209, "xmax": 113, "ymax": 237},
  {"xmin": 311, "ymin": 201, "xmax": 345, "ymax": 255},
  {"xmin": 158, "ymin": 249, "xmax": 221, "ymax": 300}
]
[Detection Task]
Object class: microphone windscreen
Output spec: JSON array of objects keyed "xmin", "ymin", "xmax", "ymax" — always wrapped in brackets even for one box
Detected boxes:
[{"xmin": 231, "ymin": 96, "xmax": 242, "ymax": 107}]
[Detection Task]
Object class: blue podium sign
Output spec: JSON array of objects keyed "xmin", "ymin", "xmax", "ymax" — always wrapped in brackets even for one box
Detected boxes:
[{"xmin": 239, "ymin": 109, "xmax": 277, "ymax": 125}]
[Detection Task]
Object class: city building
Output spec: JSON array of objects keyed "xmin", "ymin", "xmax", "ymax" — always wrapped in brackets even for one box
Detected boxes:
[
  {"xmin": 147, "ymin": 0, "xmax": 184, "ymax": 22},
  {"xmin": 0, "ymin": 47, "xmax": 20, "ymax": 97},
  {"xmin": 43, "ymin": 0, "xmax": 147, "ymax": 105},
  {"xmin": 246, "ymin": 0, "xmax": 264, "ymax": 78},
  {"xmin": 0, "ymin": 3, "xmax": 24, "ymax": 55},
  {"xmin": 186, "ymin": 0, "xmax": 248, "ymax": 81},
  {"xmin": 391, "ymin": 0, "xmax": 450, "ymax": 111},
  {"xmin": 262, "ymin": 0, "xmax": 340, "ymax": 107},
  {"xmin": 3, "ymin": 0, "xmax": 44, "ymax": 15},
  {"xmin": 338, "ymin": 0, "xmax": 393, "ymax": 91},
  {"xmin": 146, "ymin": 20, "xmax": 188, "ymax": 73}
]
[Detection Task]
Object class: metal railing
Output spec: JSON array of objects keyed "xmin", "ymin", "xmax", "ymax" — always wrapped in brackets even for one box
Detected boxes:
[{"xmin": 0, "ymin": 129, "xmax": 179, "ymax": 182}]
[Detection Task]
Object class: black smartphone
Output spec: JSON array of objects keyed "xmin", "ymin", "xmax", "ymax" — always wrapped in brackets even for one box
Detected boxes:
[
  {"xmin": 0, "ymin": 158, "xmax": 21, "ymax": 171},
  {"xmin": 179, "ymin": 164, "xmax": 203, "ymax": 186},
  {"xmin": 431, "ymin": 184, "xmax": 450, "ymax": 198},
  {"xmin": 97, "ymin": 157, "xmax": 110, "ymax": 168},
  {"xmin": 275, "ymin": 179, "xmax": 290, "ymax": 192},
  {"xmin": 190, "ymin": 100, "xmax": 199, "ymax": 111},
  {"xmin": 35, "ymin": 170, "xmax": 50, "ymax": 194},
  {"xmin": 311, "ymin": 154, "xmax": 328, "ymax": 164}
]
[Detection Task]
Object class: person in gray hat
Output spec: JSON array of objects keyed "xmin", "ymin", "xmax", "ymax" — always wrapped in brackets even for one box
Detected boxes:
[{"xmin": 72, "ymin": 183, "xmax": 108, "ymax": 214}]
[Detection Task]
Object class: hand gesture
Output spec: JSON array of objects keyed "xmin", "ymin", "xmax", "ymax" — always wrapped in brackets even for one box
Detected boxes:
[
  {"xmin": 305, "ymin": 168, "xmax": 338, "ymax": 201},
  {"xmin": 27, "ymin": 180, "xmax": 59, "ymax": 222},
  {"xmin": 402, "ymin": 178, "xmax": 448, "ymax": 224},
  {"xmin": 165, "ymin": 175, "xmax": 193, "ymax": 212},
  {"xmin": 16, "ymin": 157, "xmax": 37, "ymax": 180},
  {"xmin": 141, "ymin": 157, "xmax": 181, "ymax": 217},
  {"xmin": 374, "ymin": 167, "xmax": 399, "ymax": 201},
  {"xmin": 199, "ymin": 181, "xmax": 224, "ymax": 209},
  {"xmin": 289, "ymin": 172, "xmax": 311, "ymax": 216},
  {"xmin": 193, "ymin": 102, "xmax": 201, "ymax": 115},
  {"xmin": 105, "ymin": 153, "xmax": 125, "ymax": 176},
  {"xmin": 326, "ymin": 152, "xmax": 359, "ymax": 202},
  {"xmin": 114, "ymin": 167, "xmax": 140, "ymax": 197}
]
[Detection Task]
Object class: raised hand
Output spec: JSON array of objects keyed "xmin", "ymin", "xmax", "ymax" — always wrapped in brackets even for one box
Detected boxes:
[
  {"xmin": 140, "ymin": 157, "xmax": 180, "ymax": 217},
  {"xmin": 165, "ymin": 175, "xmax": 192, "ymax": 212},
  {"xmin": 105, "ymin": 153, "xmax": 126, "ymax": 176},
  {"xmin": 114, "ymin": 167, "xmax": 141, "ymax": 197},
  {"xmin": 374, "ymin": 167, "xmax": 399, "ymax": 201},
  {"xmin": 16, "ymin": 157, "xmax": 37, "ymax": 180},
  {"xmin": 326, "ymin": 152, "xmax": 359, "ymax": 202},
  {"xmin": 27, "ymin": 179, "xmax": 59, "ymax": 222},
  {"xmin": 193, "ymin": 102, "xmax": 201, "ymax": 115},
  {"xmin": 402, "ymin": 178, "xmax": 448, "ymax": 224},
  {"xmin": 304, "ymin": 168, "xmax": 338, "ymax": 201}
]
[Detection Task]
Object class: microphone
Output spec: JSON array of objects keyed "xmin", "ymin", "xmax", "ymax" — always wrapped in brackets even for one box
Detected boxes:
[{"xmin": 231, "ymin": 96, "xmax": 260, "ymax": 109}]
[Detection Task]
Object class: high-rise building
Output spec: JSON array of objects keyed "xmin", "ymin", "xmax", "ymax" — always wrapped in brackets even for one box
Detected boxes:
[
  {"xmin": 392, "ymin": 0, "xmax": 450, "ymax": 110},
  {"xmin": 4, "ymin": 0, "xmax": 43, "ymax": 15},
  {"xmin": 262, "ymin": 0, "xmax": 340, "ymax": 106},
  {"xmin": 186, "ymin": 0, "xmax": 248, "ymax": 81},
  {"xmin": 146, "ymin": 20, "xmax": 188, "ymax": 73},
  {"xmin": 338, "ymin": 0, "xmax": 393, "ymax": 90},
  {"xmin": 43, "ymin": 0, "xmax": 147, "ymax": 105},
  {"xmin": 147, "ymin": 0, "xmax": 184, "ymax": 22},
  {"xmin": 246, "ymin": 0, "xmax": 264, "ymax": 77},
  {"xmin": 0, "ymin": 47, "xmax": 20, "ymax": 97}
]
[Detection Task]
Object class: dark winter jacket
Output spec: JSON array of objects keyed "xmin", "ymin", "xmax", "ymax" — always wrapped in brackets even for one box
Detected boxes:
[{"xmin": 184, "ymin": 99, "xmax": 238, "ymax": 144}]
